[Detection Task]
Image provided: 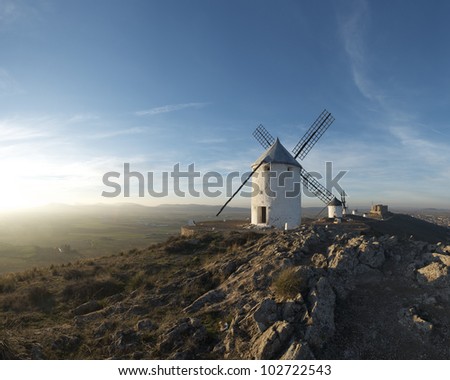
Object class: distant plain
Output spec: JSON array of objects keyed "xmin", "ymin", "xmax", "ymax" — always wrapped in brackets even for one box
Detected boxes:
[
  {"xmin": 0, "ymin": 204, "xmax": 246, "ymax": 273},
  {"xmin": 0, "ymin": 203, "xmax": 448, "ymax": 274}
]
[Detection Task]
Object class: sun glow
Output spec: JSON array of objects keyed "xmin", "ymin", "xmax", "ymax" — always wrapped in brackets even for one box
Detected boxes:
[{"xmin": 0, "ymin": 158, "xmax": 89, "ymax": 212}]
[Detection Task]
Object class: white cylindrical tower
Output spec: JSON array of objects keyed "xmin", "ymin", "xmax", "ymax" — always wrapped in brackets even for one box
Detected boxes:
[
  {"xmin": 327, "ymin": 197, "xmax": 343, "ymax": 218},
  {"xmin": 251, "ymin": 139, "xmax": 302, "ymax": 229}
]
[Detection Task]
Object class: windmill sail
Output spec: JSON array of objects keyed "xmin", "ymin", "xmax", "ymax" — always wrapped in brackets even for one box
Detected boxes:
[
  {"xmin": 292, "ymin": 110, "xmax": 334, "ymax": 160},
  {"xmin": 216, "ymin": 161, "xmax": 264, "ymax": 217},
  {"xmin": 300, "ymin": 167, "xmax": 334, "ymax": 205},
  {"xmin": 216, "ymin": 109, "xmax": 336, "ymax": 219},
  {"xmin": 253, "ymin": 124, "xmax": 275, "ymax": 149}
]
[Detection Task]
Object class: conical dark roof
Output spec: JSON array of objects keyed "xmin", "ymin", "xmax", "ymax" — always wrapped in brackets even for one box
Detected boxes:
[
  {"xmin": 328, "ymin": 197, "xmax": 342, "ymax": 206},
  {"xmin": 252, "ymin": 138, "xmax": 301, "ymax": 168}
]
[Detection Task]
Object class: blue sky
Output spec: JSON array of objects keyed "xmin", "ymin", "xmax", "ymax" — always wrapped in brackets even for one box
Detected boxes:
[{"xmin": 0, "ymin": 0, "xmax": 449, "ymax": 210}]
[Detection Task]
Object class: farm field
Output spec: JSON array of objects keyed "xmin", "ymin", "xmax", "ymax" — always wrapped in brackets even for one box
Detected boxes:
[{"xmin": 0, "ymin": 204, "xmax": 248, "ymax": 274}]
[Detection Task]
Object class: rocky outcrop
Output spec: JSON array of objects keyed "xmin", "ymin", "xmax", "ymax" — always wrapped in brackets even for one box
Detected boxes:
[
  {"xmin": 252, "ymin": 299, "xmax": 278, "ymax": 333},
  {"xmin": 2, "ymin": 219, "xmax": 449, "ymax": 360},
  {"xmin": 251, "ymin": 321, "xmax": 294, "ymax": 359},
  {"xmin": 416, "ymin": 262, "xmax": 449, "ymax": 287},
  {"xmin": 398, "ymin": 307, "xmax": 433, "ymax": 335},
  {"xmin": 183, "ymin": 289, "xmax": 226, "ymax": 313},
  {"xmin": 72, "ymin": 300, "xmax": 102, "ymax": 316},
  {"xmin": 158, "ymin": 318, "xmax": 207, "ymax": 359},
  {"xmin": 328, "ymin": 236, "xmax": 385, "ymax": 274},
  {"xmin": 432, "ymin": 253, "xmax": 450, "ymax": 266},
  {"xmin": 305, "ymin": 277, "xmax": 335, "ymax": 349},
  {"xmin": 280, "ymin": 341, "xmax": 315, "ymax": 360}
]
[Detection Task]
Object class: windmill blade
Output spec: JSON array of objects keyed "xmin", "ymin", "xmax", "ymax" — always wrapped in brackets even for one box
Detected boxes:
[
  {"xmin": 216, "ymin": 161, "xmax": 264, "ymax": 217},
  {"xmin": 341, "ymin": 190, "xmax": 347, "ymax": 207},
  {"xmin": 253, "ymin": 124, "xmax": 275, "ymax": 149},
  {"xmin": 292, "ymin": 110, "xmax": 335, "ymax": 160},
  {"xmin": 300, "ymin": 167, "xmax": 334, "ymax": 205},
  {"xmin": 315, "ymin": 204, "xmax": 328, "ymax": 219}
]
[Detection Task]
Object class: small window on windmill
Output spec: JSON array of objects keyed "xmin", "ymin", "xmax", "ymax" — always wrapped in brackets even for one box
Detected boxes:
[
  {"xmin": 264, "ymin": 164, "xmax": 270, "ymax": 171},
  {"xmin": 287, "ymin": 166, "xmax": 292, "ymax": 171}
]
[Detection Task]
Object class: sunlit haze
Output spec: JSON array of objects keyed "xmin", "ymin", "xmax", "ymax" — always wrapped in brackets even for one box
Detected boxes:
[{"xmin": 1, "ymin": 0, "xmax": 449, "ymax": 211}]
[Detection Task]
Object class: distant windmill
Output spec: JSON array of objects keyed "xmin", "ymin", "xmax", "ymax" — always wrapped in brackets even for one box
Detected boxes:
[
  {"xmin": 327, "ymin": 197, "xmax": 343, "ymax": 219},
  {"xmin": 341, "ymin": 190, "xmax": 347, "ymax": 216},
  {"xmin": 217, "ymin": 110, "xmax": 339, "ymax": 229}
]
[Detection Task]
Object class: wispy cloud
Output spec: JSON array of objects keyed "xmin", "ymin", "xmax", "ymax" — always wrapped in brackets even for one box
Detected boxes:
[
  {"xmin": 88, "ymin": 127, "xmax": 146, "ymax": 139},
  {"xmin": 337, "ymin": 0, "xmax": 384, "ymax": 103},
  {"xmin": 430, "ymin": 127, "xmax": 449, "ymax": 137},
  {"xmin": 0, "ymin": 117, "xmax": 54, "ymax": 141},
  {"xmin": 135, "ymin": 102, "xmax": 209, "ymax": 116},
  {"xmin": 66, "ymin": 113, "xmax": 100, "ymax": 124},
  {"xmin": 389, "ymin": 125, "xmax": 449, "ymax": 166},
  {"xmin": 195, "ymin": 137, "xmax": 227, "ymax": 144}
]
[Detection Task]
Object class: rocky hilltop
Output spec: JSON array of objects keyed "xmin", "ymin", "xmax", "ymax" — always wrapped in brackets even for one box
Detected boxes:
[{"xmin": 1, "ymin": 216, "xmax": 450, "ymax": 359}]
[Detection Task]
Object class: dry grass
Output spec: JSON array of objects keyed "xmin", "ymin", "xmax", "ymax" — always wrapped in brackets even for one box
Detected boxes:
[
  {"xmin": 272, "ymin": 267, "xmax": 306, "ymax": 299},
  {"xmin": 0, "ymin": 275, "xmax": 17, "ymax": 293},
  {"xmin": 0, "ymin": 230, "xmax": 232, "ymax": 359}
]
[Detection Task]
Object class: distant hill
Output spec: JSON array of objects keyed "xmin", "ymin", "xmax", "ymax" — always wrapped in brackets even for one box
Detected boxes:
[{"xmin": 364, "ymin": 213, "xmax": 450, "ymax": 243}]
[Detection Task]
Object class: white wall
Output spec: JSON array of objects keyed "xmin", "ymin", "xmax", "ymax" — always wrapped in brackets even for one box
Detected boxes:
[
  {"xmin": 328, "ymin": 205, "xmax": 342, "ymax": 218},
  {"xmin": 251, "ymin": 162, "xmax": 301, "ymax": 229}
]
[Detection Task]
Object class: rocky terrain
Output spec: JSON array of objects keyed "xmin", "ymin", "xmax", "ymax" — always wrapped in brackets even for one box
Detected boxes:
[{"xmin": 1, "ymin": 215, "xmax": 450, "ymax": 359}]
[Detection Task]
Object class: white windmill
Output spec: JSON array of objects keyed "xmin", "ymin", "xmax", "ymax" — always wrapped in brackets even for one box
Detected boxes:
[
  {"xmin": 217, "ymin": 110, "xmax": 336, "ymax": 229},
  {"xmin": 250, "ymin": 138, "xmax": 302, "ymax": 229},
  {"xmin": 327, "ymin": 197, "xmax": 343, "ymax": 218}
]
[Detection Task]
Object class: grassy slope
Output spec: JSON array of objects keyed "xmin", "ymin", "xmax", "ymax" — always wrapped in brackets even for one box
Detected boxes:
[{"xmin": 0, "ymin": 231, "xmax": 261, "ymax": 359}]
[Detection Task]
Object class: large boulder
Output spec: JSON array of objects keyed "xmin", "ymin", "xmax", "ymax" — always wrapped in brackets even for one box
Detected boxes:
[
  {"xmin": 432, "ymin": 253, "xmax": 450, "ymax": 267},
  {"xmin": 280, "ymin": 341, "xmax": 315, "ymax": 360},
  {"xmin": 398, "ymin": 307, "xmax": 433, "ymax": 336},
  {"xmin": 158, "ymin": 318, "xmax": 207, "ymax": 354},
  {"xmin": 305, "ymin": 277, "xmax": 336, "ymax": 349},
  {"xmin": 280, "ymin": 294, "xmax": 308, "ymax": 324},
  {"xmin": 416, "ymin": 262, "xmax": 450, "ymax": 287},
  {"xmin": 358, "ymin": 241, "xmax": 385, "ymax": 269},
  {"xmin": 311, "ymin": 253, "xmax": 328, "ymax": 269},
  {"xmin": 328, "ymin": 247, "xmax": 357, "ymax": 274},
  {"xmin": 251, "ymin": 321, "xmax": 294, "ymax": 359},
  {"xmin": 183, "ymin": 289, "xmax": 226, "ymax": 313},
  {"xmin": 253, "ymin": 298, "xmax": 278, "ymax": 333}
]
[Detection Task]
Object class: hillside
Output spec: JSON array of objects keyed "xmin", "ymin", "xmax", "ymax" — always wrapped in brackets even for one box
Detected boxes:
[
  {"xmin": 364, "ymin": 213, "xmax": 450, "ymax": 243},
  {"xmin": 0, "ymin": 217, "xmax": 450, "ymax": 359}
]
